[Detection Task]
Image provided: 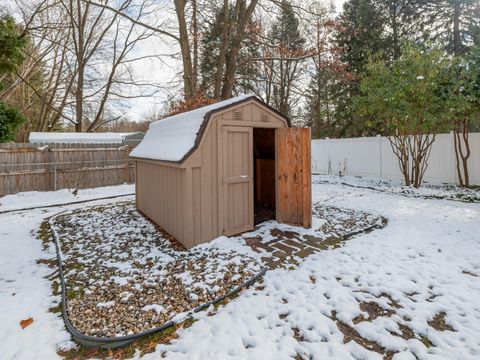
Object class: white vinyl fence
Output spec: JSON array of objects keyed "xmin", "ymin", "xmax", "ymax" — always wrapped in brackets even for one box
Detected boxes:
[{"xmin": 312, "ymin": 132, "xmax": 480, "ymax": 185}]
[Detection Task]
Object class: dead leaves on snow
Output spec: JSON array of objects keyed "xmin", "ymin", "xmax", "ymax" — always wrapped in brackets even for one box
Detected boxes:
[{"xmin": 20, "ymin": 317, "xmax": 33, "ymax": 329}]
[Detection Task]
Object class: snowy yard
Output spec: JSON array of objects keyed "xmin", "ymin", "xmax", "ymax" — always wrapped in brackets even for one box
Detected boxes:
[{"xmin": 1, "ymin": 178, "xmax": 479, "ymax": 359}]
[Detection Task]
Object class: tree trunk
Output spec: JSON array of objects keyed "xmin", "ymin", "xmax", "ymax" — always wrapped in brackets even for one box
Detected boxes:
[
  {"xmin": 221, "ymin": 0, "xmax": 258, "ymax": 99},
  {"xmin": 213, "ymin": 0, "xmax": 231, "ymax": 98},
  {"xmin": 391, "ymin": 1, "xmax": 400, "ymax": 59},
  {"xmin": 192, "ymin": 0, "xmax": 198, "ymax": 91},
  {"xmin": 75, "ymin": 62, "xmax": 84, "ymax": 132},
  {"xmin": 453, "ymin": 120, "xmax": 471, "ymax": 187},
  {"xmin": 174, "ymin": 0, "xmax": 195, "ymax": 100},
  {"xmin": 453, "ymin": 1, "xmax": 461, "ymax": 55}
]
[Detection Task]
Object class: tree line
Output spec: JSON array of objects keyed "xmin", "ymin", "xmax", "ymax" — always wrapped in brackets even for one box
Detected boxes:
[{"xmin": 0, "ymin": 0, "xmax": 479, "ymax": 186}]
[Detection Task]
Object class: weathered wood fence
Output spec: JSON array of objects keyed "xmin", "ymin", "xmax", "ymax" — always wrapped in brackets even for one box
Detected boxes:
[{"xmin": 0, "ymin": 143, "xmax": 135, "ymax": 196}]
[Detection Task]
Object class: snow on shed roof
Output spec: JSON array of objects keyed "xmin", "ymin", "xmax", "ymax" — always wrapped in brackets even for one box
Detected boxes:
[
  {"xmin": 130, "ymin": 94, "xmax": 258, "ymax": 162},
  {"xmin": 29, "ymin": 132, "xmax": 130, "ymax": 144}
]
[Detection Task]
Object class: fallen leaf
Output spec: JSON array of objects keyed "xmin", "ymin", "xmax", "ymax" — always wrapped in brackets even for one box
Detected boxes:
[{"xmin": 20, "ymin": 317, "xmax": 33, "ymax": 329}]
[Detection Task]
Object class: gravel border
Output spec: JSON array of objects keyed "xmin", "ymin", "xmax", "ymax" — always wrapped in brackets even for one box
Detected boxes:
[{"xmin": 47, "ymin": 203, "xmax": 266, "ymax": 348}]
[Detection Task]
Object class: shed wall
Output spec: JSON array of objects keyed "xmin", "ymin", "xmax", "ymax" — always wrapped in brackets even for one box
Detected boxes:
[
  {"xmin": 136, "ymin": 161, "xmax": 189, "ymax": 246},
  {"xmin": 191, "ymin": 121, "xmax": 220, "ymax": 244}
]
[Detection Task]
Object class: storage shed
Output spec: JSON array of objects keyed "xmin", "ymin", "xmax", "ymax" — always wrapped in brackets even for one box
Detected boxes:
[{"xmin": 130, "ymin": 95, "xmax": 311, "ymax": 248}]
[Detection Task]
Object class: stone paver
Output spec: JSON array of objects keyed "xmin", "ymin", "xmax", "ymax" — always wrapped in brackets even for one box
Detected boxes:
[{"xmin": 243, "ymin": 204, "xmax": 386, "ymax": 269}]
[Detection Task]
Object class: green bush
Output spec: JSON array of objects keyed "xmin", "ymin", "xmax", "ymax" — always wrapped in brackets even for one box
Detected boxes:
[{"xmin": 0, "ymin": 101, "xmax": 26, "ymax": 142}]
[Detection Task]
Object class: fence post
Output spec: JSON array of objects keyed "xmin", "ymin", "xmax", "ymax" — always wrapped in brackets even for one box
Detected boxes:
[
  {"xmin": 42, "ymin": 145, "xmax": 52, "ymax": 191},
  {"xmin": 123, "ymin": 146, "xmax": 131, "ymax": 183},
  {"xmin": 450, "ymin": 130, "xmax": 457, "ymax": 184},
  {"xmin": 326, "ymin": 137, "xmax": 331, "ymax": 175},
  {"xmin": 377, "ymin": 135, "xmax": 383, "ymax": 179}
]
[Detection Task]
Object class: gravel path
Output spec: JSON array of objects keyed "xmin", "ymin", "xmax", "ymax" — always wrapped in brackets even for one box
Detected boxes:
[{"xmin": 50, "ymin": 202, "xmax": 262, "ymax": 337}]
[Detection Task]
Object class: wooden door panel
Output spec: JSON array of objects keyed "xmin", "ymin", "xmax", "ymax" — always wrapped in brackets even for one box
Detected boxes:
[
  {"xmin": 276, "ymin": 128, "xmax": 312, "ymax": 227},
  {"xmin": 220, "ymin": 126, "xmax": 253, "ymax": 235}
]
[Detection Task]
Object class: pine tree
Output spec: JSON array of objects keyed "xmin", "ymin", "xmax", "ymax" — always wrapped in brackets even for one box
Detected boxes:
[
  {"xmin": 0, "ymin": 15, "xmax": 26, "ymax": 142},
  {"xmin": 416, "ymin": 0, "xmax": 480, "ymax": 56},
  {"xmin": 199, "ymin": 5, "xmax": 259, "ymax": 98},
  {"xmin": 305, "ymin": 67, "xmax": 344, "ymax": 138},
  {"xmin": 376, "ymin": 0, "xmax": 418, "ymax": 60},
  {"xmin": 332, "ymin": 0, "xmax": 387, "ymax": 136},
  {"xmin": 304, "ymin": 13, "xmax": 354, "ymax": 138},
  {"xmin": 268, "ymin": 0, "xmax": 307, "ymax": 117},
  {"xmin": 0, "ymin": 16, "xmax": 25, "ymax": 77},
  {"xmin": 335, "ymin": 0, "xmax": 386, "ymax": 76}
]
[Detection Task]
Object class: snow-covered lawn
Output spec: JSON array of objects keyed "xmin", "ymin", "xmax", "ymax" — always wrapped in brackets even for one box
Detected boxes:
[
  {"xmin": 1, "ymin": 181, "xmax": 479, "ymax": 359},
  {"xmin": 0, "ymin": 186, "xmax": 135, "ymax": 359},
  {"xmin": 0, "ymin": 184, "xmax": 134, "ymax": 212},
  {"xmin": 315, "ymin": 174, "xmax": 480, "ymax": 203}
]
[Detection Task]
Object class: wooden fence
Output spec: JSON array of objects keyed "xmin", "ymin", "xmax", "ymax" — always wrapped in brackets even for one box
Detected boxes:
[{"xmin": 0, "ymin": 143, "xmax": 135, "ymax": 196}]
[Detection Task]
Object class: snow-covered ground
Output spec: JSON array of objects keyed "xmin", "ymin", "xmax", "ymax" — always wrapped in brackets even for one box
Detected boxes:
[
  {"xmin": 0, "ymin": 184, "xmax": 134, "ymax": 212},
  {"xmin": 315, "ymin": 175, "xmax": 480, "ymax": 203},
  {"xmin": 1, "ymin": 182, "xmax": 479, "ymax": 359},
  {"xmin": 0, "ymin": 186, "xmax": 135, "ymax": 359}
]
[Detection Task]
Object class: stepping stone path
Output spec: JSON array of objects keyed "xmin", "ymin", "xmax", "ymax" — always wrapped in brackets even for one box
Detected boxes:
[{"xmin": 243, "ymin": 204, "xmax": 386, "ymax": 269}]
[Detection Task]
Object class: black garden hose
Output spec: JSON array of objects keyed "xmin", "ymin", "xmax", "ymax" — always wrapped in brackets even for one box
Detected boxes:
[
  {"xmin": 0, "ymin": 193, "xmax": 135, "ymax": 215},
  {"xmin": 48, "ymin": 211, "xmax": 267, "ymax": 349}
]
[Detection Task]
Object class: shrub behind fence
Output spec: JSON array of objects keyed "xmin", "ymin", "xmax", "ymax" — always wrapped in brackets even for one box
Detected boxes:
[{"xmin": 0, "ymin": 143, "xmax": 135, "ymax": 196}]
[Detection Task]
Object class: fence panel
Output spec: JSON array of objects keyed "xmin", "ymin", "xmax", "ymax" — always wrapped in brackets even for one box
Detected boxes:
[
  {"xmin": 0, "ymin": 143, "xmax": 135, "ymax": 196},
  {"xmin": 312, "ymin": 132, "xmax": 480, "ymax": 185}
]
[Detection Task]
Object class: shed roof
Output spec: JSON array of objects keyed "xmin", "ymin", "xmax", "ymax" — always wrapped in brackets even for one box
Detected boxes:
[
  {"xmin": 29, "ymin": 132, "xmax": 133, "ymax": 144},
  {"xmin": 130, "ymin": 94, "xmax": 288, "ymax": 163}
]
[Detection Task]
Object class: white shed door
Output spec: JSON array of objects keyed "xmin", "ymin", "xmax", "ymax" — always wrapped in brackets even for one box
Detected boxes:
[{"xmin": 220, "ymin": 126, "xmax": 254, "ymax": 236}]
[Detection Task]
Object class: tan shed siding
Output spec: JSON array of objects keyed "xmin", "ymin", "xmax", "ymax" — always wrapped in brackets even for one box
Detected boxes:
[
  {"xmin": 136, "ymin": 161, "xmax": 186, "ymax": 243},
  {"xmin": 192, "ymin": 167, "xmax": 201, "ymax": 246},
  {"xmin": 219, "ymin": 103, "xmax": 286, "ymax": 126},
  {"xmin": 199, "ymin": 122, "xmax": 218, "ymax": 242}
]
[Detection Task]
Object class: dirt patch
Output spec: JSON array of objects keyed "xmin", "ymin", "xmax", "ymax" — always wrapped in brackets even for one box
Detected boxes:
[
  {"xmin": 292, "ymin": 327, "xmax": 305, "ymax": 342},
  {"xmin": 389, "ymin": 323, "xmax": 415, "ymax": 340},
  {"xmin": 428, "ymin": 312, "xmax": 455, "ymax": 332},
  {"xmin": 335, "ymin": 320, "xmax": 395, "ymax": 359},
  {"xmin": 353, "ymin": 302, "xmax": 396, "ymax": 324}
]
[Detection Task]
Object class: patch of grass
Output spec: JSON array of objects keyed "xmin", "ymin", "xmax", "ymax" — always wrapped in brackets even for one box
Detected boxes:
[
  {"xmin": 59, "ymin": 323, "xmax": 179, "ymax": 360},
  {"xmin": 37, "ymin": 220, "xmax": 52, "ymax": 250},
  {"xmin": 182, "ymin": 317, "xmax": 197, "ymax": 329},
  {"xmin": 352, "ymin": 302, "xmax": 396, "ymax": 324},
  {"xmin": 49, "ymin": 303, "xmax": 62, "ymax": 314},
  {"xmin": 36, "ymin": 258, "xmax": 57, "ymax": 268},
  {"xmin": 335, "ymin": 320, "xmax": 395, "ymax": 359},
  {"xmin": 419, "ymin": 334, "xmax": 434, "ymax": 348},
  {"xmin": 428, "ymin": 312, "xmax": 455, "ymax": 332}
]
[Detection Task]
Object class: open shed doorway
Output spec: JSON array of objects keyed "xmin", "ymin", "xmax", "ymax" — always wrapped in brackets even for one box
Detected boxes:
[{"xmin": 253, "ymin": 128, "xmax": 276, "ymax": 225}]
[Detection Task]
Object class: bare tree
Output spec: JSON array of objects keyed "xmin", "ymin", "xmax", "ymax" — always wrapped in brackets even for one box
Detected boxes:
[{"xmin": 7, "ymin": 0, "xmax": 166, "ymax": 133}]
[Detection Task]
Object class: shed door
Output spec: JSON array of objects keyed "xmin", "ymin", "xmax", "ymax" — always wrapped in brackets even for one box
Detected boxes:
[
  {"xmin": 276, "ymin": 128, "xmax": 312, "ymax": 227},
  {"xmin": 220, "ymin": 126, "xmax": 254, "ymax": 236}
]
